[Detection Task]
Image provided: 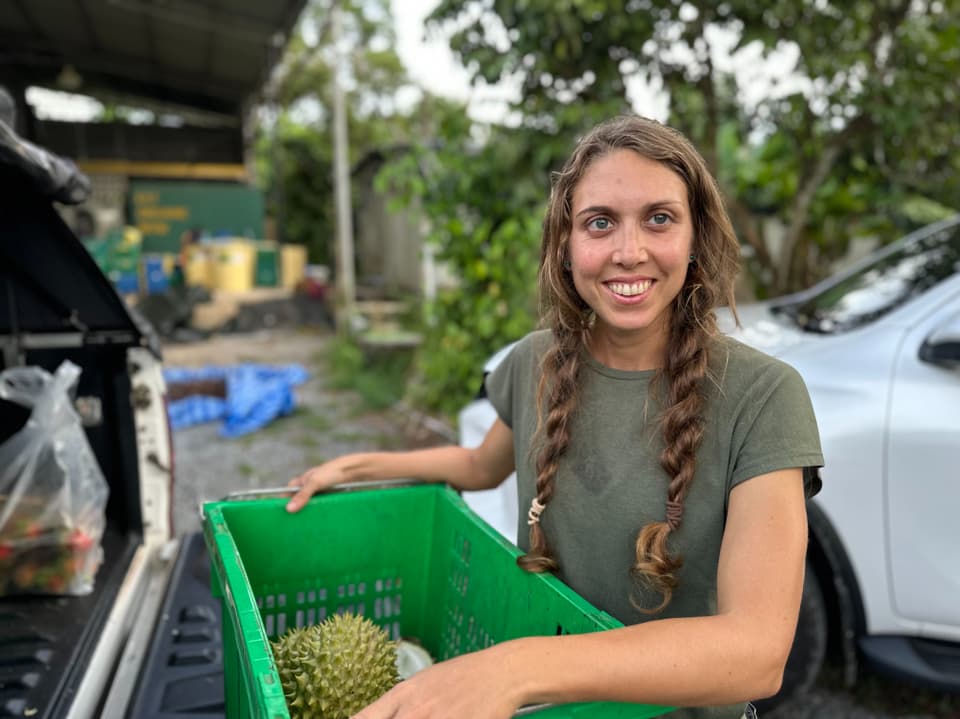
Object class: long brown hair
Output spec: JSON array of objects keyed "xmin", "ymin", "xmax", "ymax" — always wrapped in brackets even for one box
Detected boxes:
[{"xmin": 518, "ymin": 115, "xmax": 741, "ymax": 612}]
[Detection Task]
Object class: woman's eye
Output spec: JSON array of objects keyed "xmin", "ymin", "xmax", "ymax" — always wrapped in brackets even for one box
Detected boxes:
[
  {"xmin": 650, "ymin": 213, "xmax": 671, "ymax": 226},
  {"xmin": 587, "ymin": 217, "xmax": 611, "ymax": 231}
]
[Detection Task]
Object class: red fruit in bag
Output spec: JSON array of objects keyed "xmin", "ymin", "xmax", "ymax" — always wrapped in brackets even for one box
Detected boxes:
[
  {"xmin": 46, "ymin": 574, "xmax": 67, "ymax": 593},
  {"xmin": 69, "ymin": 529, "xmax": 94, "ymax": 551},
  {"xmin": 14, "ymin": 564, "xmax": 37, "ymax": 588},
  {"xmin": 63, "ymin": 553, "xmax": 82, "ymax": 574}
]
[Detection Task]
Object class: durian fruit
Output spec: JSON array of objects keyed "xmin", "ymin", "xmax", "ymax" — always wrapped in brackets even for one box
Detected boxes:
[{"xmin": 271, "ymin": 612, "xmax": 399, "ymax": 719}]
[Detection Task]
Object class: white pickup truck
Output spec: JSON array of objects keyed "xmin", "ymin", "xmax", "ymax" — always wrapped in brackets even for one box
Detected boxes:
[{"xmin": 0, "ymin": 126, "xmax": 224, "ymax": 718}]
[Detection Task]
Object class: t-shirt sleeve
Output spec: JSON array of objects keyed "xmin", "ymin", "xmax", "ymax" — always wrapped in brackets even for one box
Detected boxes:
[
  {"xmin": 484, "ymin": 340, "xmax": 523, "ymax": 429},
  {"xmin": 729, "ymin": 362, "xmax": 825, "ymax": 499}
]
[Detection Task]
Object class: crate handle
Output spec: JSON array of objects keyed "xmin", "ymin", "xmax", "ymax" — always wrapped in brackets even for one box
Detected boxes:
[
  {"xmin": 514, "ymin": 703, "xmax": 552, "ymax": 716},
  {"xmin": 199, "ymin": 478, "xmax": 425, "ymax": 518}
]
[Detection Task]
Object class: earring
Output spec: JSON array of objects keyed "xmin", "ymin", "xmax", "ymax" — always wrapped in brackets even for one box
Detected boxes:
[
  {"xmin": 563, "ymin": 259, "xmax": 571, "ymax": 270},
  {"xmin": 688, "ymin": 254, "xmax": 696, "ymax": 264}
]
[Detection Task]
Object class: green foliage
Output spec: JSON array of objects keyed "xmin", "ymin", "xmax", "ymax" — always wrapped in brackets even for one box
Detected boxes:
[
  {"xmin": 326, "ymin": 335, "xmax": 415, "ymax": 411},
  {"xmin": 375, "ymin": 109, "xmax": 549, "ymax": 415},
  {"xmin": 256, "ymin": 120, "xmax": 335, "ymax": 265},
  {"xmin": 254, "ymin": 0, "xmax": 439, "ymax": 265},
  {"xmin": 428, "ymin": 0, "xmax": 960, "ymax": 296}
]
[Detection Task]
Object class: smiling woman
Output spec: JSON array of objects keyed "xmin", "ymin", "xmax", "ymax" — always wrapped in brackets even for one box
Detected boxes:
[{"xmin": 283, "ymin": 115, "xmax": 824, "ymax": 719}]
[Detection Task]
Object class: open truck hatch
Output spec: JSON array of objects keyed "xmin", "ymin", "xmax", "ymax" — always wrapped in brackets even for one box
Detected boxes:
[{"xmin": 1, "ymin": 147, "xmax": 178, "ymax": 718}]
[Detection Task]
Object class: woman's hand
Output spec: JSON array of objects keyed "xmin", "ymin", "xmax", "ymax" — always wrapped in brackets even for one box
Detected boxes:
[
  {"xmin": 285, "ymin": 457, "xmax": 349, "ymax": 512},
  {"xmin": 352, "ymin": 645, "xmax": 526, "ymax": 719}
]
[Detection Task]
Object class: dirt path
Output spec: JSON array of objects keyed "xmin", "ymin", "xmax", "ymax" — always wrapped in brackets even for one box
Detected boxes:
[{"xmin": 162, "ymin": 327, "xmax": 439, "ymax": 536}]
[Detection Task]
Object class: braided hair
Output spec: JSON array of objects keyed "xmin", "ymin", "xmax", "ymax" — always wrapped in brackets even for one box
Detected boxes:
[{"xmin": 518, "ymin": 116, "xmax": 740, "ymax": 612}]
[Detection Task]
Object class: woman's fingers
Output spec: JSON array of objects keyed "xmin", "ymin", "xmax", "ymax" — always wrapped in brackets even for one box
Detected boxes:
[{"xmin": 285, "ymin": 471, "xmax": 314, "ymax": 512}]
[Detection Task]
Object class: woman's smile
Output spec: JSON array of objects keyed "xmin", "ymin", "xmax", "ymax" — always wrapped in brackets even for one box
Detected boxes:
[{"xmin": 605, "ymin": 278, "xmax": 654, "ymax": 300}]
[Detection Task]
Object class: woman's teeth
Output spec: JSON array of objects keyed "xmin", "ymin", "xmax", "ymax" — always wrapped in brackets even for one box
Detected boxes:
[{"xmin": 608, "ymin": 280, "xmax": 652, "ymax": 297}]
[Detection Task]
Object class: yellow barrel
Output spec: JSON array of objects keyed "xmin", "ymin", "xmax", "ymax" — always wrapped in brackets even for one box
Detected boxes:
[
  {"xmin": 184, "ymin": 245, "xmax": 213, "ymax": 288},
  {"xmin": 160, "ymin": 253, "xmax": 177, "ymax": 275},
  {"xmin": 211, "ymin": 241, "xmax": 256, "ymax": 292},
  {"xmin": 280, "ymin": 244, "xmax": 307, "ymax": 289}
]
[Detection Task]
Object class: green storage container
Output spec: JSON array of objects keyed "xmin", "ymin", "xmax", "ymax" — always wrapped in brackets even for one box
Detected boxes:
[
  {"xmin": 202, "ymin": 484, "xmax": 673, "ymax": 719},
  {"xmin": 84, "ymin": 237, "xmax": 112, "ymax": 272},
  {"xmin": 254, "ymin": 242, "xmax": 280, "ymax": 287}
]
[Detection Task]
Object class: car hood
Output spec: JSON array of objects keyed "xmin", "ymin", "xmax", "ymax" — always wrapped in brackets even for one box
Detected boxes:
[
  {"xmin": 483, "ymin": 340, "xmax": 520, "ymax": 374},
  {"xmin": 719, "ymin": 302, "xmax": 809, "ymax": 358},
  {"xmin": 483, "ymin": 303, "xmax": 811, "ymax": 376}
]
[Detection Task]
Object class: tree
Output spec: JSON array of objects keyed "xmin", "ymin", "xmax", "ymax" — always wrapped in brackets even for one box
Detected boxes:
[
  {"xmin": 376, "ymin": 107, "xmax": 542, "ymax": 415},
  {"xmin": 255, "ymin": 0, "xmax": 445, "ymax": 264},
  {"xmin": 428, "ymin": 0, "xmax": 960, "ymax": 295}
]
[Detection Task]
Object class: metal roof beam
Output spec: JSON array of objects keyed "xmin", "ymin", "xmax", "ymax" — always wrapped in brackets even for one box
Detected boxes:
[
  {"xmin": 1, "ymin": 38, "xmax": 247, "ymax": 102},
  {"xmin": 106, "ymin": 0, "xmax": 276, "ymax": 46}
]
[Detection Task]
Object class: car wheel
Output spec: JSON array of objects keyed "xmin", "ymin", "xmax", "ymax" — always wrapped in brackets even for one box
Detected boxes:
[{"xmin": 753, "ymin": 560, "xmax": 828, "ymax": 713}]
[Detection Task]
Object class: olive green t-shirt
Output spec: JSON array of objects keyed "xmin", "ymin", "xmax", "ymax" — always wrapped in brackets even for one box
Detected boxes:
[{"xmin": 485, "ymin": 329, "xmax": 824, "ymax": 718}]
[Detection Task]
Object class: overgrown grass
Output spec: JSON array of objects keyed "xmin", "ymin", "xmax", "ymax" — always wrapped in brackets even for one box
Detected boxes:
[
  {"xmin": 325, "ymin": 334, "xmax": 415, "ymax": 411},
  {"xmin": 304, "ymin": 453, "xmax": 328, "ymax": 467},
  {"xmin": 259, "ymin": 406, "xmax": 333, "ymax": 435}
]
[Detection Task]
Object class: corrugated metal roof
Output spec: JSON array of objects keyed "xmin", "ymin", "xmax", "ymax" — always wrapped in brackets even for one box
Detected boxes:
[{"xmin": 0, "ymin": 0, "xmax": 308, "ymax": 118}]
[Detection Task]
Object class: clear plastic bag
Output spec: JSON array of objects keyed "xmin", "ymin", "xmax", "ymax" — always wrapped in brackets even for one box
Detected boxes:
[{"xmin": 0, "ymin": 361, "xmax": 108, "ymax": 596}]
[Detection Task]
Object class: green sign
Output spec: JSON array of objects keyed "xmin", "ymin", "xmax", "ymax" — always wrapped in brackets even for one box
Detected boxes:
[{"xmin": 130, "ymin": 180, "xmax": 265, "ymax": 254}]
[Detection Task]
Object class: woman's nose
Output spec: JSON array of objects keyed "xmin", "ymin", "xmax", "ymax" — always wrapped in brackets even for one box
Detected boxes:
[{"xmin": 612, "ymin": 225, "xmax": 648, "ymax": 266}]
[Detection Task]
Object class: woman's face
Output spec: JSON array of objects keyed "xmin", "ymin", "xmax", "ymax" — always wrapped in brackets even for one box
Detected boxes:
[{"xmin": 568, "ymin": 149, "xmax": 693, "ymax": 347}]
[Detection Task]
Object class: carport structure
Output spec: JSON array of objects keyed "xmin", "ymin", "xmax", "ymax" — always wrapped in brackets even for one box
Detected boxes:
[
  {"xmin": 0, "ymin": 0, "xmax": 310, "ymax": 245},
  {"xmin": 0, "ymin": 0, "xmax": 308, "ymax": 133}
]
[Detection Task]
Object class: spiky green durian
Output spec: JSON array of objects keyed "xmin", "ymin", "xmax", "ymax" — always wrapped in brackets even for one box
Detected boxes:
[{"xmin": 271, "ymin": 612, "xmax": 399, "ymax": 719}]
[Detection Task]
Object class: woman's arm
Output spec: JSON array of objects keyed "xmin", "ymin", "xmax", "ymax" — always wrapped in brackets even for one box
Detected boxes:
[
  {"xmin": 352, "ymin": 467, "xmax": 808, "ymax": 718},
  {"xmin": 285, "ymin": 417, "xmax": 516, "ymax": 512},
  {"xmin": 515, "ymin": 466, "xmax": 809, "ymax": 707}
]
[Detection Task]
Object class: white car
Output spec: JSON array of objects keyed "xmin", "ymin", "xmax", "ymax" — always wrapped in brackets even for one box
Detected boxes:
[{"xmin": 458, "ymin": 215, "xmax": 960, "ymax": 708}]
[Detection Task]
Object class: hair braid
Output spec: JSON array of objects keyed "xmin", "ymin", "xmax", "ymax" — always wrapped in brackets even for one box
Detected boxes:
[
  {"xmin": 517, "ymin": 326, "xmax": 585, "ymax": 572},
  {"xmin": 631, "ymin": 285, "xmax": 713, "ymax": 612}
]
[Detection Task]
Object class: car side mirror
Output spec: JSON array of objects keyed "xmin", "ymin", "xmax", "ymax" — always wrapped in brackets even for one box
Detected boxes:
[{"xmin": 919, "ymin": 313, "xmax": 960, "ymax": 369}]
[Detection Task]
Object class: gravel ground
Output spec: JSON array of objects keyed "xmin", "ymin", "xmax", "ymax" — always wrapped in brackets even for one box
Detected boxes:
[
  {"xmin": 162, "ymin": 328, "xmax": 958, "ymax": 719},
  {"xmin": 162, "ymin": 327, "xmax": 427, "ymax": 536}
]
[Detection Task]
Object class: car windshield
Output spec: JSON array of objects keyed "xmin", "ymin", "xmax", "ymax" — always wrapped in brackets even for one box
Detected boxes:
[{"xmin": 774, "ymin": 219, "xmax": 960, "ymax": 334}]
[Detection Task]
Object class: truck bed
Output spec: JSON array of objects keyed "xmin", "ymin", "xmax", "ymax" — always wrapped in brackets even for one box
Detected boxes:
[{"xmin": 0, "ymin": 526, "xmax": 138, "ymax": 719}]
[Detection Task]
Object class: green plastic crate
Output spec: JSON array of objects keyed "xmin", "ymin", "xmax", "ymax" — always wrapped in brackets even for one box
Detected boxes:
[{"xmin": 202, "ymin": 483, "xmax": 673, "ymax": 719}]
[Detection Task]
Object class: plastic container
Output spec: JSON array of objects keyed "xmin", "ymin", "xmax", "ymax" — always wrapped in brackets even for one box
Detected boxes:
[
  {"xmin": 280, "ymin": 243, "xmax": 307, "ymax": 289},
  {"xmin": 211, "ymin": 240, "xmax": 255, "ymax": 292},
  {"xmin": 184, "ymin": 245, "xmax": 213, "ymax": 288},
  {"xmin": 142, "ymin": 254, "xmax": 170, "ymax": 294},
  {"xmin": 110, "ymin": 270, "xmax": 139, "ymax": 295},
  {"xmin": 202, "ymin": 483, "xmax": 672, "ymax": 719},
  {"xmin": 254, "ymin": 242, "xmax": 280, "ymax": 287}
]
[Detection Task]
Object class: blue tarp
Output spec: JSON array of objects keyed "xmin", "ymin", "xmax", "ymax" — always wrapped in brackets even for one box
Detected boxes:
[{"xmin": 164, "ymin": 364, "xmax": 310, "ymax": 438}]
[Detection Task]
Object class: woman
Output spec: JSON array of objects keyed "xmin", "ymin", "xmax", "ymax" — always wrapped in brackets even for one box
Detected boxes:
[{"xmin": 286, "ymin": 115, "xmax": 823, "ymax": 719}]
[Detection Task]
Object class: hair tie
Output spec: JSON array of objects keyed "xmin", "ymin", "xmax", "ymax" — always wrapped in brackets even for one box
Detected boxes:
[
  {"xmin": 527, "ymin": 497, "xmax": 546, "ymax": 525},
  {"xmin": 665, "ymin": 500, "xmax": 683, "ymax": 531}
]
